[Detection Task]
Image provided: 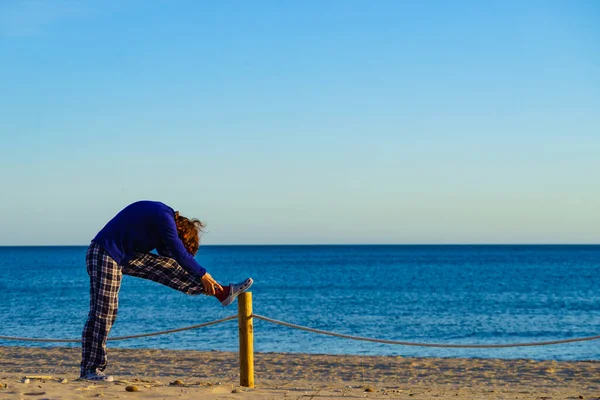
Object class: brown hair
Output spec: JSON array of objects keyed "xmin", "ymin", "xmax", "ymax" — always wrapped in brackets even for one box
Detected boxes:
[{"xmin": 174, "ymin": 211, "xmax": 205, "ymax": 256}]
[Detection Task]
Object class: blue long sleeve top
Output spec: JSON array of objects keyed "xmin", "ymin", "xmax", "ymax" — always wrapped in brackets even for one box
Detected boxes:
[{"xmin": 92, "ymin": 201, "xmax": 207, "ymax": 277}]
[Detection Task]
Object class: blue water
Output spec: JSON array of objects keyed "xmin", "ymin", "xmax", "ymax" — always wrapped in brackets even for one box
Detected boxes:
[{"xmin": 0, "ymin": 245, "xmax": 598, "ymax": 360}]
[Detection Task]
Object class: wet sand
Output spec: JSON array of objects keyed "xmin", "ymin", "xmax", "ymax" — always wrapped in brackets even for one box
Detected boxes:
[{"xmin": 1, "ymin": 346, "xmax": 599, "ymax": 399}]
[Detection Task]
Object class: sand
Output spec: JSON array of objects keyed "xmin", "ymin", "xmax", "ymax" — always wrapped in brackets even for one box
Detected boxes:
[{"xmin": 0, "ymin": 346, "xmax": 599, "ymax": 399}]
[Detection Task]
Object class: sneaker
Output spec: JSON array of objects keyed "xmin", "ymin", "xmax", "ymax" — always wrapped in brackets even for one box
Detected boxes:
[
  {"xmin": 79, "ymin": 370, "xmax": 114, "ymax": 382},
  {"xmin": 220, "ymin": 277, "xmax": 253, "ymax": 306}
]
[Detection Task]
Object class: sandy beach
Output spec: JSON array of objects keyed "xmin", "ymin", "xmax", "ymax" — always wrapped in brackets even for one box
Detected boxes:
[{"xmin": 0, "ymin": 346, "xmax": 599, "ymax": 399}]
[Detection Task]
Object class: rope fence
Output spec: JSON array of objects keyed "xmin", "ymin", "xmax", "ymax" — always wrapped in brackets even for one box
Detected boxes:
[
  {"xmin": 2, "ymin": 312, "xmax": 597, "ymax": 349},
  {"xmin": 0, "ymin": 316, "xmax": 238, "ymax": 343},
  {"xmin": 251, "ymin": 314, "xmax": 600, "ymax": 348},
  {"xmin": 2, "ymin": 292, "xmax": 599, "ymax": 387}
]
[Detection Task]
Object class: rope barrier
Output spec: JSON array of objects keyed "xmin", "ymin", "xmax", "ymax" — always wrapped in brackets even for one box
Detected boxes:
[
  {"xmin": 2, "ymin": 312, "xmax": 599, "ymax": 349},
  {"xmin": 251, "ymin": 314, "xmax": 600, "ymax": 348},
  {"xmin": 0, "ymin": 315, "xmax": 237, "ymax": 343}
]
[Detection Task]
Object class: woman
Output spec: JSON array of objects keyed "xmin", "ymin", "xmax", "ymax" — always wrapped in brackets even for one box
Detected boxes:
[{"xmin": 80, "ymin": 200, "xmax": 253, "ymax": 381}]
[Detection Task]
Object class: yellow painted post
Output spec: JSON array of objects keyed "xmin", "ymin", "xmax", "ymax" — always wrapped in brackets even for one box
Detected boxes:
[{"xmin": 238, "ymin": 292, "xmax": 254, "ymax": 388}]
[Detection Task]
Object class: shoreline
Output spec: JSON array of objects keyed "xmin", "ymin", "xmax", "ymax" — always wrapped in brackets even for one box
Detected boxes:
[
  {"xmin": 3, "ymin": 343, "xmax": 599, "ymax": 363},
  {"xmin": 1, "ymin": 346, "xmax": 599, "ymax": 399}
]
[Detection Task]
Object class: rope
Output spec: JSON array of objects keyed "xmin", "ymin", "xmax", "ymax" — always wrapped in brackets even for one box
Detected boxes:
[
  {"xmin": 0, "ymin": 315, "xmax": 237, "ymax": 343},
  {"xmin": 251, "ymin": 314, "xmax": 600, "ymax": 348},
  {"xmin": 2, "ymin": 312, "xmax": 599, "ymax": 349}
]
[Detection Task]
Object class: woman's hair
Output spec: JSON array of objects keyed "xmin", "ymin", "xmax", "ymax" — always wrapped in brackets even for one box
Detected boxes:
[{"xmin": 174, "ymin": 211, "xmax": 205, "ymax": 256}]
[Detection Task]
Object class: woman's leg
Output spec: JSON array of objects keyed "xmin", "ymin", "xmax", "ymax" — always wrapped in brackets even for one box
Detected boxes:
[
  {"xmin": 81, "ymin": 243, "xmax": 122, "ymax": 377},
  {"xmin": 122, "ymin": 252, "xmax": 252, "ymax": 305},
  {"xmin": 121, "ymin": 252, "xmax": 206, "ymax": 295}
]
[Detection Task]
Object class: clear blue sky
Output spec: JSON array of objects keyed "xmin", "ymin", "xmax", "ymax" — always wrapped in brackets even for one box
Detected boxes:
[{"xmin": 0, "ymin": 0, "xmax": 598, "ymax": 245}]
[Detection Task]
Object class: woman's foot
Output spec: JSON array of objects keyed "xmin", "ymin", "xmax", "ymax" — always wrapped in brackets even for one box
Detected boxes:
[
  {"xmin": 79, "ymin": 370, "xmax": 114, "ymax": 382},
  {"xmin": 216, "ymin": 278, "xmax": 253, "ymax": 306}
]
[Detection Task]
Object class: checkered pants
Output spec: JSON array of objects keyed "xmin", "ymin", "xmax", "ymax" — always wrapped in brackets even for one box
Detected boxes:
[{"xmin": 80, "ymin": 242, "xmax": 205, "ymax": 376}]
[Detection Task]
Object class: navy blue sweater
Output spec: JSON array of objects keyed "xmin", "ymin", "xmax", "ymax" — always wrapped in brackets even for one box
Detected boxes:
[{"xmin": 92, "ymin": 201, "xmax": 207, "ymax": 277}]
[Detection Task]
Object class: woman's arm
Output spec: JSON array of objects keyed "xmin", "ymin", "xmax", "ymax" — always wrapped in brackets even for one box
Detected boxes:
[
  {"xmin": 159, "ymin": 212, "xmax": 223, "ymax": 295},
  {"xmin": 160, "ymin": 214, "xmax": 207, "ymax": 277}
]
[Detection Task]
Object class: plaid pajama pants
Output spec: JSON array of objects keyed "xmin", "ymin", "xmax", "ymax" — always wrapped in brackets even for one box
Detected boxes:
[{"xmin": 80, "ymin": 242, "xmax": 205, "ymax": 376}]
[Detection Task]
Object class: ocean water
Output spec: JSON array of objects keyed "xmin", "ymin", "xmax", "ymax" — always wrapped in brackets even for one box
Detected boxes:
[{"xmin": 0, "ymin": 245, "xmax": 598, "ymax": 361}]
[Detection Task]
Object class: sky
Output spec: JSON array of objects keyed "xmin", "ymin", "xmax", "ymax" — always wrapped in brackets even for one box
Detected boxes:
[{"xmin": 0, "ymin": 0, "xmax": 598, "ymax": 245}]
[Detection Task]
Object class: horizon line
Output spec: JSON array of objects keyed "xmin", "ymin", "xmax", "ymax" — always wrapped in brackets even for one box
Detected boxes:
[{"xmin": 0, "ymin": 243, "xmax": 598, "ymax": 247}]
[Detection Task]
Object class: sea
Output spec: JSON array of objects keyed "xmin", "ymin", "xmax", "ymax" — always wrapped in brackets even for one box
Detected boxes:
[{"xmin": 0, "ymin": 245, "xmax": 598, "ymax": 361}]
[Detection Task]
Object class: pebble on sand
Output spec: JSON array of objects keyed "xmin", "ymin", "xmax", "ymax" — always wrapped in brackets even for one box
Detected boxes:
[
  {"xmin": 125, "ymin": 385, "xmax": 139, "ymax": 392},
  {"xmin": 169, "ymin": 380, "xmax": 185, "ymax": 386}
]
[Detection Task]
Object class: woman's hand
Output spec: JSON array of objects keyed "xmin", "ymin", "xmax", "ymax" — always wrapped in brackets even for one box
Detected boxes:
[{"xmin": 200, "ymin": 273, "xmax": 223, "ymax": 296}]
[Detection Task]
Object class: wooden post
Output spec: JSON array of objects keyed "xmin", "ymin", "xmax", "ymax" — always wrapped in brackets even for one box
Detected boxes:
[{"xmin": 238, "ymin": 292, "xmax": 254, "ymax": 388}]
